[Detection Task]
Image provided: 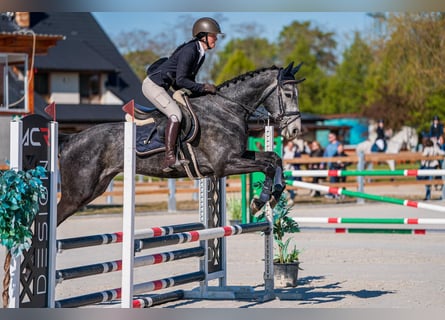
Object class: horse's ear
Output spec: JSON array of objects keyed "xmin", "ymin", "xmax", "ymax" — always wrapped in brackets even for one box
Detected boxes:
[
  {"xmin": 292, "ymin": 62, "xmax": 303, "ymax": 75},
  {"xmin": 284, "ymin": 61, "xmax": 294, "ymax": 74}
]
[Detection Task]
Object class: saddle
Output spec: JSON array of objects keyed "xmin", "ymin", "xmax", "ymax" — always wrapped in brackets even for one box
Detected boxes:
[{"xmin": 125, "ymin": 90, "xmax": 203, "ymax": 178}]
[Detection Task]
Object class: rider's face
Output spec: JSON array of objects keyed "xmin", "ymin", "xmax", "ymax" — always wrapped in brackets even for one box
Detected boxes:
[{"xmin": 205, "ymin": 33, "xmax": 218, "ymax": 50}]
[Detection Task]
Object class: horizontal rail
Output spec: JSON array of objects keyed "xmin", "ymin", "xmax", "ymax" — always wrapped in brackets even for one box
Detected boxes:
[
  {"xmin": 56, "ymin": 247, "xmax": 205, "ymax": 283},
  {"xmin": 285, "ymin": 169, "xmax": 445, "ymax": 177},
  {"xmin": 57, "ymin": 222, "xmax": 205, "ymax": 251},
  {"xmin": 55, "ymin": 271, "xmax": 205, "ymax": 308},
  {"xmin": 301, "ymin": 227, "xmax": 431, "ymax": 235},
  {"xmin": 138, "ymin": 222, "xmax": 270, "ymax": 250},
  {"xmin": 283, "ymin": 152, "xmax": 444, "ymax": 165},
  {"xmin": 131, "ymin": 290, "xmax": 184, "ymax": 308},
  {"xmin": 294, "ymin": 217, "xmax": 445, "ymax": 225},
  {"xmin": 287, "ymin": 180, "xmax": 445, "ymax": 213}
]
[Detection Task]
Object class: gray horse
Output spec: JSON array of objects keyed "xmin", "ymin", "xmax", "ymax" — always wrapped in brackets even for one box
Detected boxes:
[{"xmin": 56, "ymin": 62, "xmax": 305, "ymax": 225}]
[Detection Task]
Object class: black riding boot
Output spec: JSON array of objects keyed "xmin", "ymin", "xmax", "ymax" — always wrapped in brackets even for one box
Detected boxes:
[{"xmin": 162, "ymin": 116, "xmax": 180, "ymax": 172}]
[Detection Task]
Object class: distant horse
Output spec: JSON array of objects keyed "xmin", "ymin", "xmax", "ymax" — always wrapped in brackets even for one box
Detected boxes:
[
  {"xmin": 355, "ymin": 126, "xmax": 418, "ymax": 171},
  {"xmin": 56, "ymin": 62, "xmax": 305, "ymax": 225}
]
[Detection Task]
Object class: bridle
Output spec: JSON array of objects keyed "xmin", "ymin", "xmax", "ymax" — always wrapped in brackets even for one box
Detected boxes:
[{"xmin": 215, "ymin": 68, "xmax": 304, "ymax": 129}]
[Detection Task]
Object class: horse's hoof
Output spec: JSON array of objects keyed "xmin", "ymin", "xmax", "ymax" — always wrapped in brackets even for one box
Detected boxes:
[{"xmin": 250, "ymin": 198, "xmax": 265, "ymax": 217}]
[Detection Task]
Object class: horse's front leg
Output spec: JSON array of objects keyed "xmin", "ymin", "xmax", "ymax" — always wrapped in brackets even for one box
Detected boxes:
[
  {"xmin": 250, "ymin": 162, "xmax": 278, "ymax": 215},
  {"xmin": 221, "ymin": 151, "xmax": 285, "ymax": 215}
]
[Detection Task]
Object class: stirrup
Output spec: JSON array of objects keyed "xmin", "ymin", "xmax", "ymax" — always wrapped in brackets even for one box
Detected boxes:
[{"xmin": 162, "ymin": 158, "xmax": 182, "ymax": 172}]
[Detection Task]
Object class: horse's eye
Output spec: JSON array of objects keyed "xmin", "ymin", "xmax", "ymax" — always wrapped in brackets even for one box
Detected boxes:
[{"xmin": 285, "ymin": 93, "xmax": 292, "ymax": 98}]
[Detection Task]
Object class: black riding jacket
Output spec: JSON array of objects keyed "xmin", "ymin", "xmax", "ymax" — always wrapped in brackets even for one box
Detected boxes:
[{"xmin": 149, "ymin": 39, "xmax": 206, "ymax": 94}]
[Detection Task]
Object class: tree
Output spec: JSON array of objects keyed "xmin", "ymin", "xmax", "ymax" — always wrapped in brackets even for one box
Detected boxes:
[
  {"xmin": 123, "ymin": 50, "xmax": 159, "ymax": 81},
  {"xmin": 322, "ymin": 32, "xmax": 373, "ymax": 114},
  {"xmin": 276, "ymin": 21, "xmax": 338, "ymax": 113},
  {"xmin": 211, "ymin": 37, "xmax": 276, "ymax": 83},
  {"xmin": 364, "ymin": 13, "xmax": 445, "ymax": 130},
  {"xmin": 215, "ymin": 49, "xmax": 255, "ymax": 84}
]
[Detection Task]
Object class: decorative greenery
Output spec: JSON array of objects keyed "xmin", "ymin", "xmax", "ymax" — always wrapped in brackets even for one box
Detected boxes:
[
  {"xmin": 254, "ymin": 180, "xmax": 302, "ymax": 265},
  {"xmin": 271, "ymin": 193, "xmax": 301, "ymax": 264},
  {"xmin": 0, "ymin": 166, "xmax": 47, "ymax": 257},
  {"xmin": 227, "ymin": 196, "xmax": 242, "ymax": 221}
]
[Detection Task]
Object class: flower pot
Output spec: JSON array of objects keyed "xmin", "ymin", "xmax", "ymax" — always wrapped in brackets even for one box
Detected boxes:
[{"xmin": 274, "ymin": 261, "xmax": 300, "ymax": 287}]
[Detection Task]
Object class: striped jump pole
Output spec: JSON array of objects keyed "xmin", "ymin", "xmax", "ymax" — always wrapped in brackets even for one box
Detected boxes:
[
  {"xmin": 138, "ymin": 222, "xmax": 270, "ymax": 250},
  {"xmin": 56, "ymin": 222, "xmax": 205, "ymax": 251},
  {"xmin": 56, "ymin": 247, "xmax": 205, "ymax": 283},
  {"xmin": 132, "ymin": 290, "xmax": 184, "ymax": 308},
  {"xmin": 309, "ymin": 227, "xmax": 430, "ymax": 235},
  {"xmin": 294, "ymin": 217, "xmax": 445, "ymax": 225},
  {"xmin": 287, "ymin": 180, "xmax": 445, "ymax": 213},
  {"xmin": 55, "ymin": 271, "xmax": 205, "ymax": 308},
  {"xmin": 285, "ymin": 169, "xmax": 445, "ymax": 177}
]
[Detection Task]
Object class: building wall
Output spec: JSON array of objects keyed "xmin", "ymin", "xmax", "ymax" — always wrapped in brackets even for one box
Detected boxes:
[{"xmin": 50, "ymin": 72, "xmax": 79, "ymax": 103}]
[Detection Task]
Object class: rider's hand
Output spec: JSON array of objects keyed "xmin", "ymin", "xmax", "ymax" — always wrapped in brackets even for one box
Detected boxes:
[{"xmin": 203, "ymin": 83, "xmax": 217, "ymax": 94}]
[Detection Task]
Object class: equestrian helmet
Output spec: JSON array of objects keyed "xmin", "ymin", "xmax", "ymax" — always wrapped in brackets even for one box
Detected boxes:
[{"xmin": 193, "ymin": 17, "xmax": 223, "ymax": 38}]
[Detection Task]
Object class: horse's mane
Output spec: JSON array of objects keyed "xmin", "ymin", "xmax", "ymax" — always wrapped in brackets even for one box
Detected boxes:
[{"xmin": 217, "ymin": 65, "xmax": 279, "ymax": 89}]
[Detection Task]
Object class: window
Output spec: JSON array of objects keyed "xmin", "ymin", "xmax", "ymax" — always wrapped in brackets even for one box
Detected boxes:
[
  {"xmin": 80, "ymin": 73, "xmax": 101, "ymax": 104},
  {"xmin": 0, "ymin": 53, "xmax": 28, "ymax": 112}
]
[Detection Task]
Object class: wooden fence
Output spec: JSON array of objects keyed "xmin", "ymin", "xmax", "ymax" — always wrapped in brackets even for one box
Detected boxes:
[{"xmin": 3, "ymin": 151, "xmax": 444, "ymax": 205}]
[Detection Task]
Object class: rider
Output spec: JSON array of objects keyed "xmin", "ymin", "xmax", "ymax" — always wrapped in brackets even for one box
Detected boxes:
[
  {"xmin": 142, "ymin": 17, "xmax": 223, "ymax": 172},
  {"xmin": 372, "ymin": 119, "xmax": 387, "ymax": 152}
]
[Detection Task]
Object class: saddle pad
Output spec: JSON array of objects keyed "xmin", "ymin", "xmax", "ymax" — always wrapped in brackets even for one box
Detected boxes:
[{"xmin": 136, "ymin": 122, "xmax": 165, "ymax": 154}]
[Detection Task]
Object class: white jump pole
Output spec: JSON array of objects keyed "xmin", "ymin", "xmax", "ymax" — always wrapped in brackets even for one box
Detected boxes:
[
  {"xmin": 47, "ymin": 120, "xmax": 58, "ymax": 307},
  {"xmin": 8, "ymin": 120, "xmax": 22, "ymax": 308},
  {"xmin": 121, "ymin": 119, "xmax": 136, "ymax": 307},
  {"xmin": 263, "ymin": 125, "xmax": 274, "ymax": 297}
]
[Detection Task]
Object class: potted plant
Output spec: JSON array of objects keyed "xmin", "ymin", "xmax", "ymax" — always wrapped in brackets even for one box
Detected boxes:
[
  {"xmin": 227, "ymin": 196, "xmax": 242, "ymax": 225},
  {"xmin": 271, "ymin": 193, "xmax": 302, "ymax": 287},
  {"xmin": 1, "ymin": 166, "xmax": 47, "ymax": 307}
]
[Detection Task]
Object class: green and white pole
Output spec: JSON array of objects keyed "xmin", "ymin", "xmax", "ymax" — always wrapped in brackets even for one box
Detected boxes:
[
  {"xmin": 285, "ymin": 169, "xmax": 445, "ymax": 177},
  {"xmin": 294, "ymin": 217, "xmax": 445, "ymax": 225},
  {"xmin": 286, "ymin": 180, "xmax": 445, "ymax": 213}
]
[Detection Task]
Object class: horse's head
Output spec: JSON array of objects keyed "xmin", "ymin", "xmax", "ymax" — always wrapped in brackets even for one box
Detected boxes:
[{"xmin": 263, "ymin": 62, "xmax": 305, "ymax": 140}]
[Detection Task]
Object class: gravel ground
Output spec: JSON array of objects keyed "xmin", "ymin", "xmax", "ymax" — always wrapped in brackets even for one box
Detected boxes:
[{"xmin": 2, "ymin": 187, "xmax": 445, "ymax": 309}]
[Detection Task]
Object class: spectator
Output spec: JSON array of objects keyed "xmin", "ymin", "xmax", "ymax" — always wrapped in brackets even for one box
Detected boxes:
[
  {"xmin": 308, "ymin": 140, "xmax": 324, "ymax": 197},
  {"xmin": 331, "ymin": 143, "xmax": 352, "ymax": 183},
  {"xmin": 429, "ymin": 115, "xmax": 444, "ymax": 143},
  {"xmin": 434, "ymin": 135, "xmax": 445, "ymax": 191},
  {"xmin": 436, "ymin": 135, "xmax": 445, "ymax": 152},
  {"xmin": 283, "ymin": 140, "xmax": 301, "ymax": 202},
  {"xmin": 420, "ymin": 138, "xmax": 445, "ymax": 200},
  {"xmin": 323, "ymin": 131, "xmax": 340, "ymax": 198},
  {"xmin": 435, "ymin": 135, "xmax": 445, "ymax": 169}
]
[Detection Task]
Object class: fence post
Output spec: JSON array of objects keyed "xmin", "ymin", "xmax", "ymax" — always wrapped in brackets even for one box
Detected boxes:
[
  {"xmin": 168, "ymin": 179, "xmax": 177, "ymax": 212},
  {"xmin": 357, "ymin": 151, "xmax": 365, "ymax": 204},
  {"xmin": 121, "ymin": 121, "xmax": 136, "ymax": 308},
  {"xmin": 440, "ymin": 159, "xmax": 445, "ymax": 201},
  {"xmin": 8, "ymin": 120, "xmax": 22, "ymax": 308},
  {"xmin": 263, "ymin": 125, "xmax": 275, "ymax": 298}
]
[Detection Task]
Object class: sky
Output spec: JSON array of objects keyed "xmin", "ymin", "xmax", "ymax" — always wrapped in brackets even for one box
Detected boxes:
[{"xmin": 92, "ymin": 12, "xmax": 374, "ymax": 54}]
